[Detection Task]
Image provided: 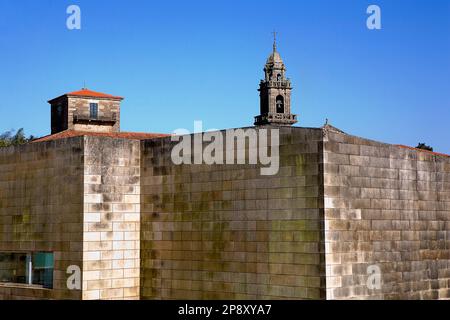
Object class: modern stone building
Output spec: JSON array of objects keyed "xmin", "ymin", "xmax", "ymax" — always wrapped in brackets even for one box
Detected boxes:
[{"xmin": 0, "ymin": 41, "xmax": 449, "ymax": 300}]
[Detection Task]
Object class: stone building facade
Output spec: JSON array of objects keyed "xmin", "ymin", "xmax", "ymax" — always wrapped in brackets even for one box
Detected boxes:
[{"xmin": 0, "ymin": 43, "xmax": 449, "ymax": 300}]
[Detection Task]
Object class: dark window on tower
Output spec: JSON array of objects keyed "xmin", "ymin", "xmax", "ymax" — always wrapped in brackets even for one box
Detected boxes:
[
  {"xmin": 276, "ymin": 95, "xmax": 284, "ymax": 113},
  {"xmin": 277, "ymin": 74, "xmax": 281, "ymax": 81},
  {"xmin": 90, "ymin": 103, "xmax": 98, "ymax": 119},
  {"xmin": 56, "ymin": 105, "xmax": 63, "ymax": 117},
  {"xmin": 261, "ymin": 95, "xmax": 268, "ymax": 114}
]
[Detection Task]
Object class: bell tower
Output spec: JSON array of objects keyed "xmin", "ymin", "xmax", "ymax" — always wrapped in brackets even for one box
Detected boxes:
[{"xmin": 254, "ymin": 33, "xmax": 297, "ymax": 126}]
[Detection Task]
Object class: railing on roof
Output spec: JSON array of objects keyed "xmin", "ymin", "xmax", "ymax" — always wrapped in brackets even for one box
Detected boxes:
[
  {"xmin": 254, "ymin": 113, "xmax": 297, "ymax": 125},
  {"xmin": 260, "ymin": 79, "xmax": 292, "ymax": 88}
]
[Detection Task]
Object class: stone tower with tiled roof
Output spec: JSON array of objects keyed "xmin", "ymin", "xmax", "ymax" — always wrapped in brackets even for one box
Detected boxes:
[
  {"xmin": 255, "ymin": 35, "xmax": 298, "ymax": 126},
  {"xmin": 48, "ymin": 88, "xmax": 124, "ymax": 134}
]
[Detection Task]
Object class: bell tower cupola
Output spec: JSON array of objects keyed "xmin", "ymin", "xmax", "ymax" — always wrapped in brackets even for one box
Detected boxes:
[{"xmin": 254, "ymin": 33, "xmax": 298, "ymax": 126}]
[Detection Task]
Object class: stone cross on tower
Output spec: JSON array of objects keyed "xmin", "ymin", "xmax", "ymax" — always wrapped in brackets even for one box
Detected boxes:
[
  {"xmin": 254, "ymin": 34, "xmax": 298, "ymax": 126},
  {"xmin": 272, "ymin": 30, "xmax": 277, "ymax": 51}
]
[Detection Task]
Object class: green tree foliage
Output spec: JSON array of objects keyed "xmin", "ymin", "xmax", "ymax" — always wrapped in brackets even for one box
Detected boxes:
[
  {"xmin": 416, "ymin": 143, "xmax": 433, "ymax": 152},
  {"xmin": 0, "ymin": 129, "xmax": 35, "ymax": 147}
]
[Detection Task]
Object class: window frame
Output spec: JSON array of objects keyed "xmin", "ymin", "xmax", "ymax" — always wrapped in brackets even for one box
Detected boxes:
[{"xmin": 89, "ymin": 102, "xmax": 99, "ymax": 119}]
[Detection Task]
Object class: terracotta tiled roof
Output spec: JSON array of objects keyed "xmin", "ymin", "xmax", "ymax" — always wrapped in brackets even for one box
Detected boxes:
[
  {"xmin": 32, "ymin": 130, "xmax": 169, "ymax": 143},
  {"xmin": 48, "ymin": 88, "xmax": 124, "ymax": 102},
  {"xmin": 396, "ymin": 145, "xmax": 449, "ymax": 158}
]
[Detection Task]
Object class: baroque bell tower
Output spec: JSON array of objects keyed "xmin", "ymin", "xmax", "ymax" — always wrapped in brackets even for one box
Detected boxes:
[{"xmin": 254, "ymin": 33, "xmax": 297, "ymax": 126}]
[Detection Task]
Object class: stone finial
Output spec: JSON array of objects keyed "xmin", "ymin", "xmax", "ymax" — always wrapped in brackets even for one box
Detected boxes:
[{"xmin": 272, "ymin": 30, "xmax": 277, "ymax": 52}]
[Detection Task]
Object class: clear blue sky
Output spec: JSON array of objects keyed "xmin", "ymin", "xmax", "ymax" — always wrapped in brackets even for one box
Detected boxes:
[{"xmin": 0, "ymin": 0, "xmax": 449, "ymax": 152}]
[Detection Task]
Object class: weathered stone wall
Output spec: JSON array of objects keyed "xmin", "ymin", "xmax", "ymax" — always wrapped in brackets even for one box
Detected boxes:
[
  {"xmin": 0, "ymin": 136, "xmax": 140, "ymax": 300},
  {"xmin": 82, "ymin": 136, "xmax": 141, "ymax": 300},
  {"xmin": 0, "ymin": 138, "xmax": 85, "ymax": 299},
  {"xmin": 140, "ymin": 127, "xmax": 325, "ymax": 299},
  {"xmin": 323, "ymin": 130, "xmax": 450, "ymax": 299},
  {"xmin": 2, "ymin": 125, "xmax": 449, "ymax": 300}
]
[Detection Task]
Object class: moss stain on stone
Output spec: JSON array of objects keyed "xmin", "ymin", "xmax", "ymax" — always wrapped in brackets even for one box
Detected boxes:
[{"xmin": 295, "ymin": 154, "xmax": 306, "ymax": 176}]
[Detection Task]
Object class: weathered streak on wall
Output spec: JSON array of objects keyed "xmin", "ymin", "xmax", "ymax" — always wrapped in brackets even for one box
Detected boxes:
[{"xmin": 82, "ymin": 136, "xmax": 140, "ymax": 300}]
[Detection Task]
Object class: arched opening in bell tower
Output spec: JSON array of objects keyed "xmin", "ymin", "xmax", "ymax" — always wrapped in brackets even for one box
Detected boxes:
[{"xmin": 276, "ymin": 95, "xmax": 284, "ymax": 113}]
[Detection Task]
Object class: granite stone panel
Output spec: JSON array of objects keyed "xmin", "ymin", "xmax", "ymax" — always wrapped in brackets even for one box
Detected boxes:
[
  {"xmin": 82, "ymin": 136, "xmax": 140, "ymax": 300},
  {"xmin": 323, "ymin": 131, "xmax": 450, "ymax": 300},
  {"xmin": 0, "ymin": 138, "xmax": 84, "ymax": 299},
  {"xmin": 140, "ymin": 127, "xmax": 326, "ymax": 299}
]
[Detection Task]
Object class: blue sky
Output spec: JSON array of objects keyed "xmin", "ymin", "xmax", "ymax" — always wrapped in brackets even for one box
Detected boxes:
[{"xmin": 0, "ymin": 0, "xmax": 449, "ymax": 152}]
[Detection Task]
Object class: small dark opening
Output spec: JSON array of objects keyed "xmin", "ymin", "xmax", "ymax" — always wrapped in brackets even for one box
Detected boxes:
[{"xmin": 276, "ymin": 95, "xmax": 284, "ymax": 113}]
